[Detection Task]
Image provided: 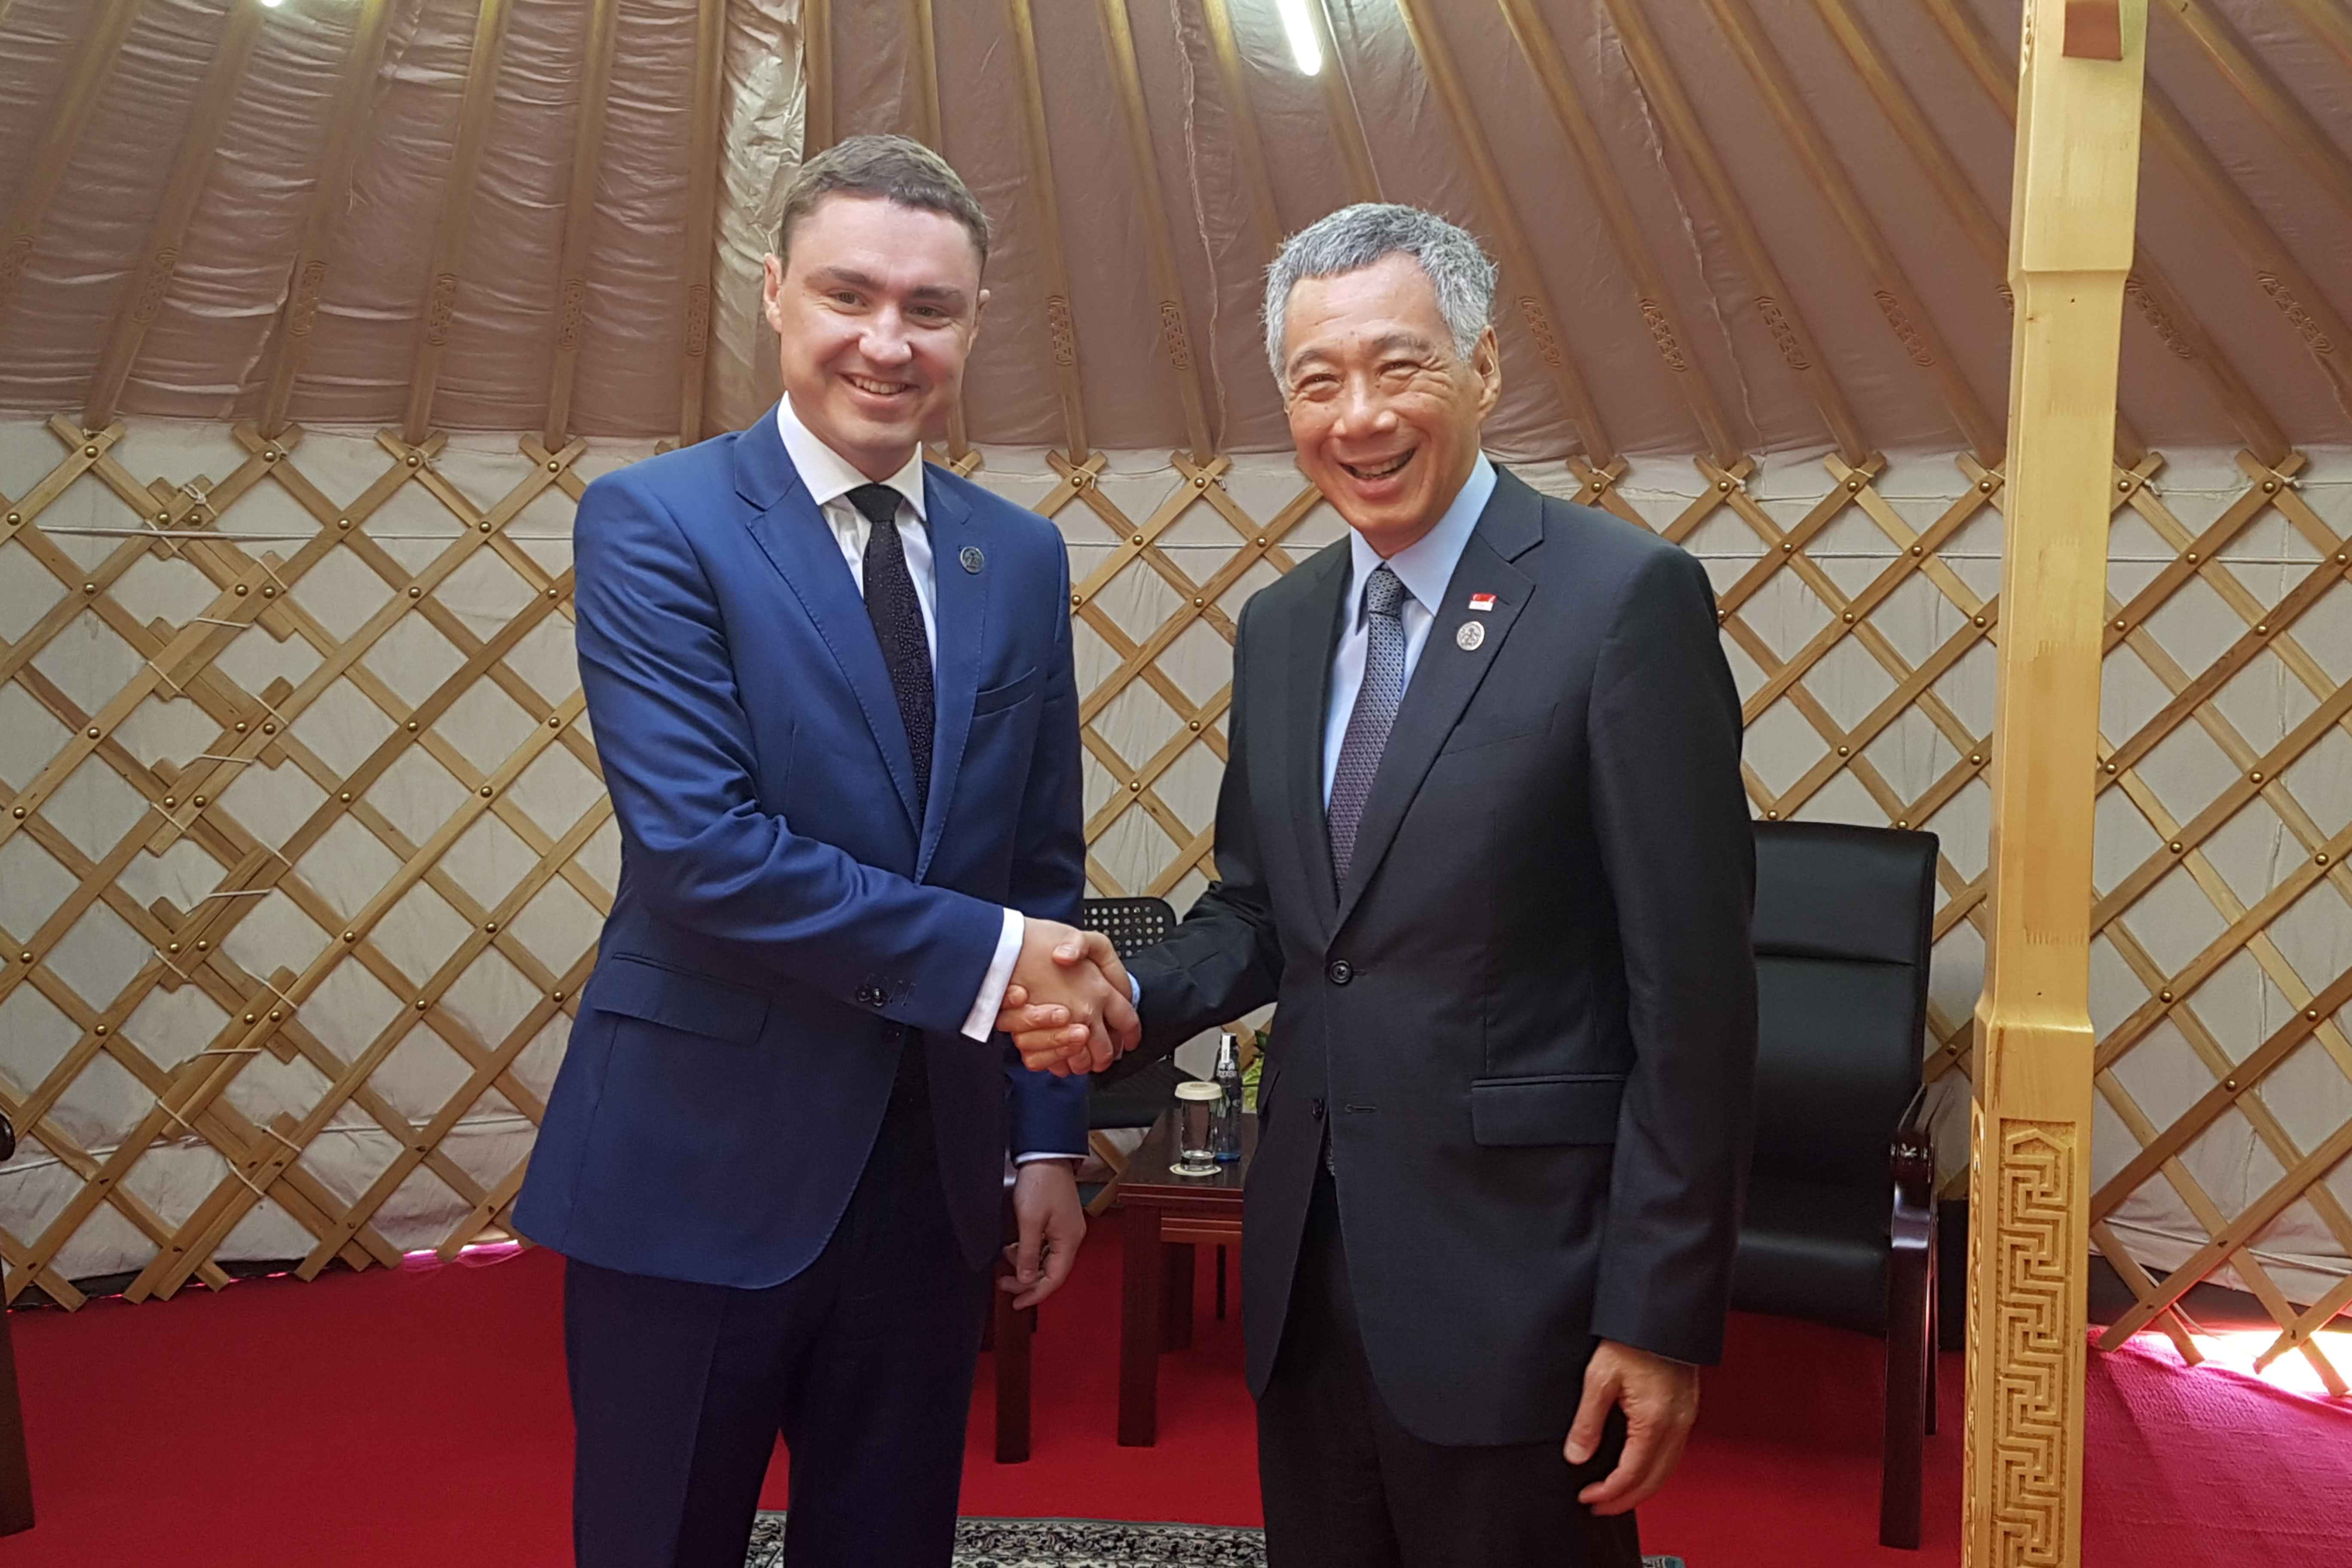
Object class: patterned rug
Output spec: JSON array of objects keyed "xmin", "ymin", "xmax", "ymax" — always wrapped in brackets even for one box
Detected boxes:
[{"xmin": 745, "ymin": 1514, "xmax": 1683, "ymax": 1566}]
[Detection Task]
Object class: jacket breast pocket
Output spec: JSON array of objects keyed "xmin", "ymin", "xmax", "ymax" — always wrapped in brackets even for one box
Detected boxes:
[
  {"xmin": 1441, "ymin": 703, "xmax": 1556, "ymax": 756},
  {"xmin": 972, "ymin": 666, "xmax": 1040, "ymax": 716},
  {"xmin": 591, "ymin": 954, "xmax": 769, "ymax": 1044},
  {"xmin": 1469, "ymin": 1072, "xmax": 1625, "ymax": 1147}
]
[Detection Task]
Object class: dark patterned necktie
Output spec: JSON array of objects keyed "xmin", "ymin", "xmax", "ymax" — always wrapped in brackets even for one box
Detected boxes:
[
  {"xmin": 1328, "ymin": 562, "xmax": 1409, "ymax": 890},
  {"xmin": 848, "ymin": 483, "xmax": 933, "ymax": 816}
]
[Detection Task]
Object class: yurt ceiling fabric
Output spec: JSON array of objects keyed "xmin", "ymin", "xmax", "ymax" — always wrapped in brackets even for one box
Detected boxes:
[{"xmin": 2, "ymin": 0, "xmax": 2350, "ymax": 459}]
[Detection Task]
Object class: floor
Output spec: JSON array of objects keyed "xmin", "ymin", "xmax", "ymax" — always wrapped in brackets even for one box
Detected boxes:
[{"xmin": 5, "ymin": 1210, "xmax": 2343, "ymax": 1566}]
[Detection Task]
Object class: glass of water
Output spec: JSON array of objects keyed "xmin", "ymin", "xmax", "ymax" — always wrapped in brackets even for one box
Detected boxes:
[{"xmin": 1172, "ymin": 1080, "xmax": 1224, "ymax": 1177}]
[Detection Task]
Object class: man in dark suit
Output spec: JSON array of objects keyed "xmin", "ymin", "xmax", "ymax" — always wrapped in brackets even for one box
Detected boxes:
[
  {"xmin": 515, "ymin": 136, "xmax": 1133, "ymax": 1568},
  {"xmin": 1010, "ymin": 204, "xmax": 1756, "ymax": 1566}
]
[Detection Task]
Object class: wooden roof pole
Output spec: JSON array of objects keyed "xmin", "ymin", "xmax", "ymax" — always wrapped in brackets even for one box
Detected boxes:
[
  {"xmin": 0, "ymin": 0, "xmax": 142, "ymax": 332},
  {"xmin": 1004, "ymin": 0, "xmax": 1090, "ymax": 463},
  {"xmin": 541, "ymin": 0, "xmax": 622, "ymax": 450},
  {"xmin": 400, "ymin": 0, "xmax": 516, "ymax": 446},
  {"xmin": 1806, "ymin": 0, "xmax": 2284, "ymax": 465},
  {"xmin": 1306, "ymin": 0, "xmax": 1381, "ymax": 206},
  {"xmin": 1923, "ymin": 0, "xmax": 2352, "ymax": 415},
  {"xmin": 255, "ymin": 0, "xmax": 397, "ymax": 440},
  {"xmin": 1391, "ymin": 0, "xmax": 1613, "ymax": 462},
  {"xmin": 83, "ymin": 0, "xmax": 268, "ymax": 433},
  {"xmin": 804, "ymin": 0, "xmax": 833, "ymax": 156},
  {"xmin": 1095, "ymin": 0, "xmax": 1216, "ymax": 462},
  {"xmin": 1197, "ymin": 0, "xmax": 1286, "ymax": 261},
  {"xmin": 1967, "ymin": 6, "xmax": 2147, "ymax": 1565},
  {"xmin": 903, "ymin": 0, "xmax": 971, "ymax": 461},
  {"xmin": 1701, "ymin": 0, "xmax": 2002, "ymax": 462},
  {"xmin": 2159, "ymin": 0, "xmax": 2352, "ymax": 222},
  {"xmin": 1495, "ymin": 0, "xmax": 1743, "ymax": 466},
  {"xmin": 1592, "ymin": 0, "xmax": 1868, "ymax": 464},
  {"xmin": 676, "ymin": 0, "xmax": 724, "ymax": 447},
  {"xmin": 2280, "ymin": 0, "xmax": 2352, "ymax": 76}
]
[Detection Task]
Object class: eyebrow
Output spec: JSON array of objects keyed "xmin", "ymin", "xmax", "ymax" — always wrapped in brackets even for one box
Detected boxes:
[{"xmin": 807, "ymin": 264, "xmax": 970, "ymax": 309}]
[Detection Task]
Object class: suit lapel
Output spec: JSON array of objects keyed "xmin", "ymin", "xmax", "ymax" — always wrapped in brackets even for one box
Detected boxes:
[
  {"xmin": 917, "ymin": 471, "xmax": 981, "ymax": 882},
  {"xmin": 735, "ymin": 412, "xmax": 924, "ymax": 835},
  {"xmin": 1332, "ymin": 470, "xmax": 1544, "ymax": 932},
  {"xmin": 1277, "ymin": 545, "xmax": 1351, "ymax": 940}
]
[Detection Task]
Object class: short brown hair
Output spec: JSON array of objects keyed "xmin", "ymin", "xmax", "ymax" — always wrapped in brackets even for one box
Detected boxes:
[{"xmin": 774, "ymin": 134, "xmax": 992, "ymax": 270}]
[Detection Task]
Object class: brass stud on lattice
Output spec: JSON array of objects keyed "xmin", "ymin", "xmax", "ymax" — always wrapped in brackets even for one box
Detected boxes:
[
  {"xmin": 1129, "ymin": 781, "xmax": 1141, "ymax": 793},
  {"xmin": 2256, "ymin": 624, "xmax": 2269, "ymax": 636},
  {"xmin": 338, "ymin": 791, "xmax": 351, "ymax": 802},
  {"xmin": 2187, "ymin": 552, "xmax": 2199, "ymax": 564},
  {"xmin": 2160, "ymin": 990, "xmax": 2174, "ymax": 1003},
  {"xmin": 82, "ymin": 445, "xmax": 97, "ymax": 458},
  {"xmin": 242, "ymin": 1013, "xmax": 256, "ymax": 1024},
  {"xmin": 9, "ymin": 808, "xmax": 21, "ymax": 819},
  {"xmin": 547, "ymin": 716, "xmax": 561, "ymax": 728},
  {"xmin": 416, "ymin": 999, "xmax": 428, "ymax": 1011},
  {"xmin": 269, "ymin": 1010, "xmax": 281, "ymax": 1022},
  {"xmin": 2170, "ymin": 841, "xmax": 2184, "ymax": 854},
  {"xmin": 2117, "ymin": 477, "xmax": 2132, "ymax": 492},
  {"xmin": 1779, "ymin": 542, "xmax": 1792, "ymax": 553},
  {"xmin": 261, "ymin": 585, "xmax": 276, "ymax": 599},
  {"xmin": 192, "ymin": 795, "xmax": 205, "ymax": 806},
  {"xmin": 1254, "ymin": 537, "xmax": 1266, "ymax": 548},
  {"xmin": 1836, "ymin": 746, "xmax": 1849, "ymax": 757},
  {"xmin": 1841, "ymin": 612, "xmax": 1853, "ymax": 624},
  {"xmin": 1192, "ymin": 474, "xmax": 1209, "ymax": 490},
  {"xmin": 547, "ymin": 460, "xmax": 560, "ymax": 474},
  {"xmin": 2251, "ymin": 772, "xmax": 2265, "ymax": 784},
  {"xmin": 167, "ymin": 942, "xmax": 181, "ymax": 954},
  {"xmin": 404, "ymin": 721, "xmax": 418, "ymax": 732},
  {"xmin": 16, "ymin": 952, "xmax": 30, "ymax": 964},
  {"xmin": 408, "ymin": 586, "xmax": 421, "ymax": 598},
  {"xmin": 338, "ymin": 518, "xmax": 352, "ymax": 530},
  {"xmin": 2319, "ymin": 853, "xmax": 2333, "ymax": 866},
  {"xmin": 2262, "ymin": 479, "xmax": 2278, "ymax": 494},
  {"xmin": 162, "ymin": 796, "xmax": 175, "ymax": 808},
  {"xmin": 85, "ymin": 727, "xmax": 99, "ymax": 740},
  {"xmin": 194, "ymin": 940, "xmax": 206, "ymax": 952},
  {"xmin": 1187, "ymin": 720, "xmax": 1200, "ymax": 732},
  {"xmin": 1130, "ymin": 533, "xmax": 1143, "ymax": 545},
  {"xmin": 93, "ymin": 1025, "xmax": 107, "ymax": 1037},
  {"xmin": 480, "ymin": 786, "xmax": 494, "ymax": 799},
  {"xmin": 1717, "ymin": 479, "xmax": 1732, "ymax": 493},
  {"xmin": 1909, "ymin": 545, "xmax": 1922, "ymax": 557},
  {"xmin": 1765, "ymin": 810, "xmax": 1779, "ymax": 820},
  {"xmin": 342, "ymin": 931, "xmax": 355, "ymax": 943},
  {"xmin": 484, "ymin": 922, "xmax": 498, "ymax": 934},
  {"xmin": 1972, "ymin": 615, "xmax": 1986, "ymax": 628},
  {"xmin": 2104, "ymin": 761, "xmax": 2118, "ymax": 774},
  {"xmin": 1846, "ymin": 478, "xmax": 1861, "ymax": 492},
  {"xmin": 2308, "ymin": 1009, "xmax": 2321, "ymax": 1021},
  {"xmin": 553, "ymin": 990, "xmax": 566, "ymax": 1002},
  {"xmin": 479, "ymin": 522, "xmax": 492, "ymax": 534},
  {"xmin": 235, "ymin": 722, "xmax": 247, "ymax": 734},
  {"xmin": 83, "ymin": 583, "xmax": 95, "ymax": 595},
  {"xmin": 5, "ymin": 513, "xmax": 18, "ymax": 525},
  {"xmin": 2225, "ymin": 1078, "xmax": 2239, "ymax": 1091},
  {"xmin": 545, "ymin": 587, "xmax": 558, "ymax": 599},
  {"xmin": 406, "ymin": 454, "xmax": 421, "ymax": 468}
]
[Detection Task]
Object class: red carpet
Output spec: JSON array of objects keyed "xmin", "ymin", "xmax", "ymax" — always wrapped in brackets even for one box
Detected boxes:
[{"xmin": 3, "ymin": 1211, "xmax": 2338, "ymax": 1565}]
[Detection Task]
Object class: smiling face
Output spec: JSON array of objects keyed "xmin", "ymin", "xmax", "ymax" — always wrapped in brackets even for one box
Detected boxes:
[
  {"xmin": 1278, "ymin": 253, "xmax": 1501, "ymax": 557},
  {"xmin": 763, "ymin": 192, "xmax": 988, "ymax": 481}
]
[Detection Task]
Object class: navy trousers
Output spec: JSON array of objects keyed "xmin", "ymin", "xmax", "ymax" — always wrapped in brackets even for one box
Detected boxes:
[
  {"xmin": 563, "ymin": 1044, "xmax": 991, "ymax": 1568},
  {"xmin": 1257, "ymin": 1168, "xmax": 1644, "ymax": 1568}
]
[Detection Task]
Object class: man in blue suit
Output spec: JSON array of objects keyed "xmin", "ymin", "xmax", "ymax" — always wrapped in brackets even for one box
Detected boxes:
[{"xmin": 514, "ymin": 135, "xmax": 1135, "ymax": 1568}]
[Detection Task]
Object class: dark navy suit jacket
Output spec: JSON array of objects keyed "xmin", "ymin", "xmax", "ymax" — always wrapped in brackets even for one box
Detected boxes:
[{"xmin": 514, "ymin": 408, "xmax": 1088, "ymax": 1287}]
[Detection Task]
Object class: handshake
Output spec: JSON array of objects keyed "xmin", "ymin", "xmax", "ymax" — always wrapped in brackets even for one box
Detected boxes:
[{"xmin": 995, "ymin": 920, "xmax": 1142, "ymax": 1076}]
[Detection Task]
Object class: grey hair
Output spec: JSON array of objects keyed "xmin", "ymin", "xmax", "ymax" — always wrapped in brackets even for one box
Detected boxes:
[{"xmin": 1262, "ymin": 203, "xmax": 1498, "ymax": 376}]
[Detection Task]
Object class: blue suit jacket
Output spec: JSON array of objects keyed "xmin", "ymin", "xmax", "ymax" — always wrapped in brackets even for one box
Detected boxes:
[{"xmin": 513, "ymin": 408, "xmax": 1089, "ymax": 1287}]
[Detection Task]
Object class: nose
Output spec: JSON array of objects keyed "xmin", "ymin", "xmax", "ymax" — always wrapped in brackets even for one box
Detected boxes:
[
  {"xmin": 860, "ymin": 307, "xmax": 916, "ymax": 368},
  {"xmin": 1331, "ymin": 376, "xmax": 1397, "ymax": 438}
]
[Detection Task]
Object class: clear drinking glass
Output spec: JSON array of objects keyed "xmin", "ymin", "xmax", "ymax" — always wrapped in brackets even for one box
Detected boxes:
[{"xmin": 1172, "ymin": 1080, "xmax": 1224, "ymax": 1177}]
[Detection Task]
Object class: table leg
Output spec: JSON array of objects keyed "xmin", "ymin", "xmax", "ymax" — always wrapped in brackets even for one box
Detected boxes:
[
  {"xmin": 1163, "ymin": 1242, "xmax": 1194, "ymax": 1351},
  {"xmin": 1119, "ymin": 1208, "xmax": 1165, "ymax": 1446},
  {"xmin": 0, "ymin": 1311, "xmax": 31, "ymax": 1535}
]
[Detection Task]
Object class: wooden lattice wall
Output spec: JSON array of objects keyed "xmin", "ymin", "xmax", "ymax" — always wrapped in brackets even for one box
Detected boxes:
[{"xmin": 2, "ymin": 413, "xmax": 2349, "ymax": 1388}]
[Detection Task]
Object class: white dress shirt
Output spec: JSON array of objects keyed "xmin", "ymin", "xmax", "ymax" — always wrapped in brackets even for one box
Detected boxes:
[
  {"xmin": 774, "ymin": 398, "xmax": 1026, "ymax": 1051},
  {"xmin": 1322, "ymin": 453, "xmax": 1497, "ymax": 803}
]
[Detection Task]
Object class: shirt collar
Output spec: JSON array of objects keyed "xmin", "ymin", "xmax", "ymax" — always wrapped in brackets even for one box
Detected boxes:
[
  {"xmin": 775, "ymin": 395, "xmax": 928, "ymax": 521},
  {"xmin": 1346, "ymin": 453, "xmax": 1496, "ymax": 626}
]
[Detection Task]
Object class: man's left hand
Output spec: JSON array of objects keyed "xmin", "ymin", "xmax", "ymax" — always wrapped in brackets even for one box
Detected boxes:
[
  {"xmin": 1001, "ymin": 1159, "xmax": 1086, "ymax": 1311},
  {"xmin": 1565, "ymin": 1339, "xmax": 1699, "ymax": 1516}
]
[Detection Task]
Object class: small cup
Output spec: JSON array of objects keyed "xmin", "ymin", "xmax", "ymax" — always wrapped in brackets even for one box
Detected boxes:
[{"xmin": 1172, "ymin": 1080, "xmax": 1225, "ymax": 1177}]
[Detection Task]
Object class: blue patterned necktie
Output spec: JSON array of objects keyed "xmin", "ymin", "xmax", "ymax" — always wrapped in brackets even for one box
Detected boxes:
[
  {"xmin": 848, "ymin": 483, "xmax": 933, "ymax": 816},
  {"xmin": 1328, "ymin": 562, "xmax": 1409, "ymax": 890}
]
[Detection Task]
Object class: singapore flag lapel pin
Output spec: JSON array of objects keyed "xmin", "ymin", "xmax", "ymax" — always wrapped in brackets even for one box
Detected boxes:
[{"xmin": 1467, "ymin": 592, "xmax": 1497, "ymax": 612}]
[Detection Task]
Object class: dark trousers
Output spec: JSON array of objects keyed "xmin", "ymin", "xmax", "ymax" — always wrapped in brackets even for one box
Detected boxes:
[
  {"xmin": 564, "ymin": 1043, "xmax": 989, "ymax": 1568},
  {"xmin": 1257, "ymin": 1168, "xmax": 1644, "ymax": 1568}
]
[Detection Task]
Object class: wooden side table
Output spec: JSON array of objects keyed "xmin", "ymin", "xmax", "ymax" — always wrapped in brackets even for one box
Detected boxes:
[{"xmin": 1116, "ymin": 1108, "xmax": 1254, "ymax": 1446}]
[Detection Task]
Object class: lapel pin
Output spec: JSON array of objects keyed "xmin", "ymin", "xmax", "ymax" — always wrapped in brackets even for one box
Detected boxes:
[
  {"xmin": 1468, "ymin": 592, "xmax": 1497, "ymax": 612},
  {"xmin": 959, "ymin": 545, "xmax": 985, "ymax": 574},
  {"xmin": 1455, "ymin": 620, "xmax": 1485, "ymax": 651}
]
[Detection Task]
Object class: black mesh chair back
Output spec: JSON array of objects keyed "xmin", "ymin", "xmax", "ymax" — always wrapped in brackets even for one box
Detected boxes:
[{"xmin": 1080, "ymin": 896, "xmax": 1176, "ymax": 959}]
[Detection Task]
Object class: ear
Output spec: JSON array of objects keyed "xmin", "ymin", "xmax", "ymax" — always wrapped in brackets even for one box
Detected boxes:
[
  {"xmin": 970, "ymin": 285, "xmax": 991, "ymax": 346},
  {"xmin": 1471, "ymin": 324, "xmax": 1504, "ymax": 418},
  {"xmin": 761, "ymin": 254, "xmax": 786, "ymax": 335}
]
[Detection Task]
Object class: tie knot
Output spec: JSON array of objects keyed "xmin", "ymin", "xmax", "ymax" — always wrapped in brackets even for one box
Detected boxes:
[
  {"xmin": 846, "ymin": 483, "xmax": 902, "ymax": 530},
  {"xmin": 1363, "ymin": 562, "xmax": 1408, "ymax": 621}
]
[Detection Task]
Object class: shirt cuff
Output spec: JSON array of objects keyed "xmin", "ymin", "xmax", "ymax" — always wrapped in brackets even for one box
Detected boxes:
[
  {"xmin": 960, "ymin": 907, "xmax": 1026, "ymax": 1041},
  {"xmin": 1013, "ymin": 1151, "xmax": 1082, "ymax": 1166},
  {"xmin": 1129, "ymin": 973, "xmax": 1141, "ymax": 1007}
]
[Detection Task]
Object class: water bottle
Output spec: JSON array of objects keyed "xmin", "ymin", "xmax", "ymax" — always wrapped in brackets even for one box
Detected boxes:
[{"xmin": 1211, "ymin": 1031, "xmax": 1244, "ymax": 1161}]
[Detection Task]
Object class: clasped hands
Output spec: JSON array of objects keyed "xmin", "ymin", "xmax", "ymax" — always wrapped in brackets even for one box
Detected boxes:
[{"xmin": 996, "ymin": 920, "xmax": 1141, "ymax": 1075}]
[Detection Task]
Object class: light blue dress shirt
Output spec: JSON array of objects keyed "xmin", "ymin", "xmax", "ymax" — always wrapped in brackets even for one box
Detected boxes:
[{"xmin": 1321, "ymin": 453, "xmax": 1497, "ymax": 804}]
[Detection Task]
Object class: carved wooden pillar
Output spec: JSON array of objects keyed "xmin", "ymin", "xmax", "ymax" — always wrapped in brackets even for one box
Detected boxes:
[{"xmin": 1966, "ymin": 4, "xmax": 2147, "ymax": 1565}]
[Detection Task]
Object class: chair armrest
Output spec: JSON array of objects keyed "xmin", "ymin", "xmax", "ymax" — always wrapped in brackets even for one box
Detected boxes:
[{"xmin": 1890, "ymin": 1083, "xmax": 1935, "ymax": 1257}]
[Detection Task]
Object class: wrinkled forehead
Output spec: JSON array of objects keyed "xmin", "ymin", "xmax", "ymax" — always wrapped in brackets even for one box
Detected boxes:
[{"xmin": 1280, "ymin": 258, "xmax": 1454, "ymax": 373}]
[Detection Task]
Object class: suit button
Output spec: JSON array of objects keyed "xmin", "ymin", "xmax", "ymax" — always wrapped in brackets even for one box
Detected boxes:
[
  {"xmin": 1326, "ymin": 959, "xmax": 1352, "ymax": 985},
  {"xmin": 1311, "ymin": 1097, "xmax": 1326, "ymax": 1121},
  {"xmin": 857, "ymin": 985, "xmax": 885, "ymax": 1008}
]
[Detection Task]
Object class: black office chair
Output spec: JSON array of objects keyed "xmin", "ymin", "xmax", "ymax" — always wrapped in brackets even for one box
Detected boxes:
[
  {"xmin": 1733, "ymin": 821, "xmax": 1940, "ymax": 1550},
  {"xmin": 1079, "ymin": 897, "xmax": 1188, "ymax": 1214},
  {"xmin": 0, "ymin": 1109, "xmax": 31, "ymax": 1535}
]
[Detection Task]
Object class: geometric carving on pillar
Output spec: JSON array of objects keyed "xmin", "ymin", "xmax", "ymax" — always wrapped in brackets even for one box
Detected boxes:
[{"xmin": 1988, "ymin": 1118, "xmax": 2078, "ymax": 1567}]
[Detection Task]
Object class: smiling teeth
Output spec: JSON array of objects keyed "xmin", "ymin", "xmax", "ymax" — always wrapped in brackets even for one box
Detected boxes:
[
  {"xmin": 1350, "ymin": 453, "xmax": 1410, "ymax": 479},
  {"xmin": 848, "ymin": 376, "xmax": 911, "ymax": 396}
]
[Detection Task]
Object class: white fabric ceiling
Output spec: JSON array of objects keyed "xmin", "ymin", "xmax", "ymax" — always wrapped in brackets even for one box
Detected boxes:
[{"xmin": 1, "ymin": 0, "xmax": 2349, "ymax": 458}]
